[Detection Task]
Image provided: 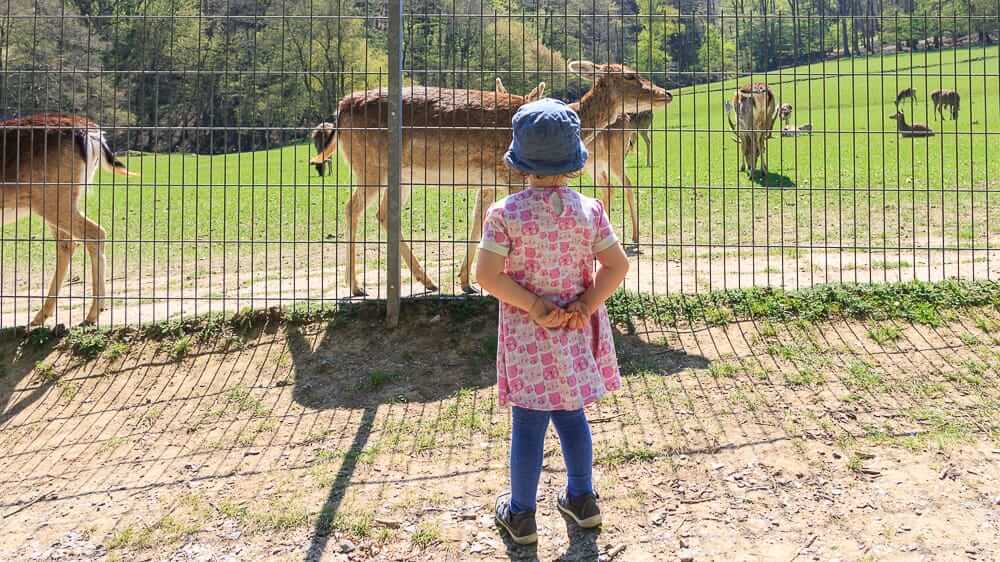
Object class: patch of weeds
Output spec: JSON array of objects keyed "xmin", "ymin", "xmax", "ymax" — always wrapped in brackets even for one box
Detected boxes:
[
  {"xmin": 845, "ymin": 361, "xmax": 884, "ymax": 391},
  {"xmin": 327, "ymin": 511, "xmax": 373, "ymax": 540},
  {"xmin": 708, "ymin": 361, "xmax": 741, "ymax": 379},
  {"xmin": 236, "ymin": 419, "xmax": 279, "ymax": 446},
  {"xmin": 757, "ymin": 321, "xmax": 779, "ymax": 339},
  {"xmin": 703, "ymin": 305, "xmax": 735, "ymax": 326},
  {"xmin": 223, "ymin": 385, "xmax": 271, "ymax": 417},
  {"xmin": 846, "ymin": 452, "xmax": 864, "ymax": 473},
  {"xmin": 65, "ymin": 326, "xmax": 110, "ymax": 359},
  {"xmin": 33, "ymin": 361, "xmax": 58, "ymax": 383},
  {"xmin": 107, "ymin": 526, "xmax": 153, "ymax": 550},
  {"xmin": 899, "ymin": 410, "xmax": 974, "ymax": 451},
  {"xmin": 367, "ymin": 370, "xmax": 400, "ymax": 391},
  {"xmin": 974, "ymin": 314, "xmax": 999, "ymax": 333},
  {"xmin": 138, "ymin": 406, "xmax": 164, "ymax": 427},
  {"xmin": 908, "ymin": 303, "xmax": 943, "ymax": 327},
  {"xmin": 784, "ymin": 368, "xmax": 825, "ymax": 387},
  {"xmin": 410, "ymin": 521, "xmax": 441, "ymax": 549},
  {"xmin": 958, "ymin": 333, "xmax": 981, "ymax": 346},
  {"xmin": 56, "ymin": 380, "xmax": 79, "ymax": 401},
  {"xmin": 244, "ymin": 499, "xmax": 310, "ymax": 532},
  {"xmin": 105, "ymin": 341, "xmax": 130, "ymax": 360},
  {"xmin": 100, "ymin": 436, "xmax": 128, "ymax": 453},
  {"xmin": 867, "ymin": 324, "xmax": 903, "ymax": 344},
  {"xmin": 730, "ymin": 387, "xmax": 761, "ymax": 411},
  {"xmin": 910, "ymin": 381, "xmax": 947, "ymax": 399},
  {"xmin": 595, "ymin": 445, "xmax": 658, "ymax": 466},
  {"xmin": 168, "ymin": 336, "xmax": 192, "ymax": 361},
  {"xmin": 373, "ymin": 527, "xmax": 395, "ymax": 544},
  {"xmin": 24, "ymin": 326, "xmax": 58, "ymax": 349}
]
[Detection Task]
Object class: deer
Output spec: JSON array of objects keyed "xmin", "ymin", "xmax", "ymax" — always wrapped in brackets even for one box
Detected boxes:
[
  {"xmin": 930, "ymin": 89, "xmax": 960, "ymax": 121},
  {"xmin": 493, "ymin": 77, "xmax": 546, "ymax": 103},
  {"xmin": 586, "ymin": 113, "xmax": 642, "ymax": 246},
  {"xmin": 1, "ymin": 114, "xmax": 135, "ymax": 326},
  {"xmin": 309, "ymin": 61, "xmax": 672, "ymax": 296},
  {"xmin": 777, "ymin": 103, "xmax": 813, "ymax": 137},
  {"xmin": 629, "ymin": 110, "xmax": 655, "ymax": 167},
  {"xmin": 726, "ymin": 83, "xmax": 779, "ymax": 177},
  {"xmin": 310, "ymin": 122, "xmax": 337, "ymax": 177},
  {"xmin": 895, "ymin": 87, "xmax": 917, "ymax": 108},
  {"xmin": 888, "ymin": 111, "xmax": 934, "ymax": 138}
]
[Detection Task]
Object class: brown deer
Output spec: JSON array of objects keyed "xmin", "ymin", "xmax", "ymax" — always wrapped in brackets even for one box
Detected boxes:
[
  {"xmin": 726, "ymin": 83, "xmax": 779, "ymax": 177},
  {"xmin": 629, "ymin": 110, "xmax": 655, "ymax": 167},
  {"xmin": 1, "ymin": 114, "xmax": 135, "ymax": 326},
  {"xmin": 310, "ymin": 61, "xmax": 672, "ymax": 296},
  {"xmin": 587, "ymin": 113, "xmax": 642, "ymax": 245},
  {"xmin": 888, "ymin": 111, "xmax": 934, "ymax": 138},
  {"xmin": 930, "ymin": 89, "xmax": 960, "ymax": 121},
  {"xmin": 895, "ymin": 87, "xmax": 917, "ymax": 108},
  {"xmin": 310, "ymin": 122, "xmax": 336, "ymax": 177},
  {"xmin": 493, "ymin": 77, "xmax": 546, "ymax": 103}
]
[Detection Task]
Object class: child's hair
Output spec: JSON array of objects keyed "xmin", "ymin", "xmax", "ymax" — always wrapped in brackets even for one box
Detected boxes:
[{"xmin": 507, "ymin": 161, "xmax": 585, "ymax": 182}]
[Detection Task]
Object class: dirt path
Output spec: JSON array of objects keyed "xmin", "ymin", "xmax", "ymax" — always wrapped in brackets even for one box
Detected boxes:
[
  {"xmin": 3, "ymin": 244, "xmax": 998, "ymax": 328},
  {"xmin": 2, "ymin": 303, "xmax": 998, "ymax": 560}
]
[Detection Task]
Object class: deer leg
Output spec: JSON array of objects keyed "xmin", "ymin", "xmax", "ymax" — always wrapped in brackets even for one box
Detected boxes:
[
  {"xmin": 30, "ymin": 225, "xmax": 78, "ymax": 326},
  {"xmin": 622, "ymin": 173, "xmax": 639, "ymax": 245},
  {"xmin": 51, "ymin": 213, "xmax": 107, "ymax": 325},
  {"xmin": 458, "ymin": 187, "xmax": 497, "ymax": 294},
  {"xmin": 376, "ymin": 184, "xmax": 437, "ymax": 293},
  {"xmin": 346, "ymin": 181, "xmax": 382, "ymax": 297},
  {"xmin": 640, "ymin": 129, "xmax": 653, "ymax": 167}
]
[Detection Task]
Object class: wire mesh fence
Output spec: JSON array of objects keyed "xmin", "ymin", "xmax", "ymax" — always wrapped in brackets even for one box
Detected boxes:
[{"xmin": 1, "ymin": 0, "xmax": 998, "ymax": 328}]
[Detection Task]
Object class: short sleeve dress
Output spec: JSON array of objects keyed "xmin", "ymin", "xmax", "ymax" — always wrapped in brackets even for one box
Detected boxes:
[{"xmin": 479, "ymin": 187, "xmax": 622, "ymax": 411}]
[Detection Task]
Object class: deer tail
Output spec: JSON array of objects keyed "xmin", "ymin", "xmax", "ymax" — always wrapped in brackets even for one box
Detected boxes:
[{"xmin": 99, "ymin": 135, "xmax": 137, "ymax": 177}]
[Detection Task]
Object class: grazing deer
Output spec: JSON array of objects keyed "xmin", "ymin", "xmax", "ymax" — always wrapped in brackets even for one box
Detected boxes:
[
  {"xmin": 311, "ymin": 122, "xmax": 337, "ymax": 177},
  {"xmin": 310, "ymin": 61, "xmax": 672, "ymax": 296},
  {"xmin": 1, "ymin": 114, "xmax": 135, "ymax": 326},
  {"xmin": 888, "ymin": 111, "xmax": 934, "ymax": 138},
  {"xmin": 778, "ymin": 103, "xmax": 813, "ymax": 137},
  {"xmin": 493, "ymin": 77, "xmax": 546, "ymax": 103},
  {"xmin": 726, "ymin": 83, "xmax": 779, "ymax": 177},
  {"xmin": 895, "ymin": 87, "xmax": 917, "ymax": 108},
  {"xmin": 930, "ymin": 89, "xmax": 960, "ymax": 121}
]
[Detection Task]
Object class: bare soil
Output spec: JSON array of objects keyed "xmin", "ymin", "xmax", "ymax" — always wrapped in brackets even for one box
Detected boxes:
[
  {"xmin": 3, "ymin": 244, "xmax": 998, "ymax": 328},
  {"xmin": 2, "ymin": 302, "xmax": 999, "ymax": 561}
]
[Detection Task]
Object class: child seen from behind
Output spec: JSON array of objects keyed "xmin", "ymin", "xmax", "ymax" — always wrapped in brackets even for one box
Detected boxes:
[{"xmin": 476, "ymin": 98, "xmax": 629, "ymax": 545}]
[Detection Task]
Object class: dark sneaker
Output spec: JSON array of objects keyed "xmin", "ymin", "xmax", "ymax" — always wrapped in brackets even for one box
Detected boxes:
[
  {"xmin": 557, "ymin": 489, "xmax": 602, "ymax": 528},
  {"xmin": 495, "ymin": 493, "xmax": 538, "ymax": 545}
]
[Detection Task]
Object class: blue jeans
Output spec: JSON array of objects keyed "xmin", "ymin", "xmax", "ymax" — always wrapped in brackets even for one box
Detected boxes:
[{"xmin": 509, "ymin": 406, "xmax": 593, "ymax": 513}]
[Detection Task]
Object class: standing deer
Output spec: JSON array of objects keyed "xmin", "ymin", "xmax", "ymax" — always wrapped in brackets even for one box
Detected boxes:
[
  {"xmin": 888, "ymin": 111, "xmax": 934, "ymax": 138},
  {"xmin": 930, "ymin": 89, "xmax": 960, "ymax": 121},
  {"xmin": 587, "ymin": 113, "xmax": 643, "ymax": 245},
  {"xmin": 1, "ymin": 114, "xmax": 134, "ymax": 326},
  {"xmin": 310, "ymin": 61, "xmax": 672, "ymax": 296},
  {"xmin": 895, "ymin": 87, "xmax": 917, "ymax": 108},
  {"xmin": 310, "ymin": 122, "xmax": 337, "ymax": 177},
  {"xmin": 726, "ymin": 83, "xmax": 779, "ymax": 177}
]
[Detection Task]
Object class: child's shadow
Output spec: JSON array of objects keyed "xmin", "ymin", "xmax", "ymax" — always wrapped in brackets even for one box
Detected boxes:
[{"xmin": 499, "ymin": 514, "xmax": 601, "ymax": 561}]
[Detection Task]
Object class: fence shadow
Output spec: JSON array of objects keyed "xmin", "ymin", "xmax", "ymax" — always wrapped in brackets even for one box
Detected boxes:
[
  {"xmin": 0, "ymin": 329, "xmax": 63, "ymax": 427},
  {"xmin": 285, "ymin": 299, "xmax": 709, "ymax": 560}
]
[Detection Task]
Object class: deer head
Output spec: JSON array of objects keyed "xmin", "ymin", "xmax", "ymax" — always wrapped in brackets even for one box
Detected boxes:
[{"xmin": 567, "ymin": 60, "xmax": 673, "ymax": 113}]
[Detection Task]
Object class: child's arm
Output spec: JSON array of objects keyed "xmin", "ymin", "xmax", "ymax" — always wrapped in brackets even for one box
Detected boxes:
[
  {"xmin": 567, "ymin": 242, "xmax": 629, "ymax": 329},
  {"xmin": 477, "ymin": 250, "xmax": 568, "ymax": 328}
]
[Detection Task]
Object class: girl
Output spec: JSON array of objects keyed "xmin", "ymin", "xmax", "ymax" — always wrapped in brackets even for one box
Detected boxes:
[{"xmin": 476, "ymin": 98, "xmax": 629, "ymax": 545}]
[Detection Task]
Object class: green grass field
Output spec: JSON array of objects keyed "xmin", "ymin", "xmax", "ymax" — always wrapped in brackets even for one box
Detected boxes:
[{"xmin": 3, "ymin": 45, "xmax": 999, "ymax": 286}]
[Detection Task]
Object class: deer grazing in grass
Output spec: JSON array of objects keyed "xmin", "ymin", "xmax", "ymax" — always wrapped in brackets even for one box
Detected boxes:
[
  {"xmin": 1, "ymin": 114, "xmax": 135, "ymax": 326},
  {"xmin": 895, "ymin": 87, "xmax": 917, "ymax": 108},
  {"xmin": 930, "ymin": 89, "xmax": 960, "ymax": 121},
  {"xmin": 778, "ymin": 103, "xmax": 813, "ymax": 137},
  {"xmin": 310, "ymin": 122, "xmax": 337, "ymax": 177},
  {"xmin": 310, "ymin": 61, "xmax": 672, "ymax": 296},
  {"xmin": 726, "ymin": 83, "xmax": 779, "ymax": 177},
  {"xmin": 888, "ymin": 111, "xmax": 934, "ymax": 138}
]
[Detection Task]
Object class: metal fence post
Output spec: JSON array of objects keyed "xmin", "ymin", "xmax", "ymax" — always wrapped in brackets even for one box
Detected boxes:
[{"xmin": 386, "ymin": 0, "xmax": 403, "ymax": 328}]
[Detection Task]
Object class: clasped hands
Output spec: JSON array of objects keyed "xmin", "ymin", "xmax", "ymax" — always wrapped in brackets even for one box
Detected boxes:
[{"xmin": 528, "ymin": 296, "xmax": 593, "ymax": 330}]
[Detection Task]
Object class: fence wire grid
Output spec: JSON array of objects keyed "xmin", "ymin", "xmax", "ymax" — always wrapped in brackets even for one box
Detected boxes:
[{"xmin": 2, "ymin": 0, "xmax": 998, "ymax": 328}]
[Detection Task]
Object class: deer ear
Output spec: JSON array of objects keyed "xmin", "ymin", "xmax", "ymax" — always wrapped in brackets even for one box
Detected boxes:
[
  {"xmin": 568, "ymin": 60, "xmax": 600, "ymax": 79},
  {"xmin": 495, "ymin": 77, "xmax": 507, "ymax": 95},
  {"xmin": 526, "ymin": 82, "xmax": 546, "ymax": 100}
]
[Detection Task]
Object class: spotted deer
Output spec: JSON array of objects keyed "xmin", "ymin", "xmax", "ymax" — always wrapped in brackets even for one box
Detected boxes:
[
  {"xmin": 1, "ymin": 114, "xmax": 135, "ymax": 325},
  {"xmin": 930, "ymin": 89, "xmax": 960, "ymax": 121},
  {"xmin": 727, "ymin": 83, "xmax": 779, "ymax": 176},
  {"xmin": 310, "ymin": 61, "xmax": 672, "ymax": 295},
  {"xmin": 310, "ymin": 122, "xmax": 337, "ymax": 177}
]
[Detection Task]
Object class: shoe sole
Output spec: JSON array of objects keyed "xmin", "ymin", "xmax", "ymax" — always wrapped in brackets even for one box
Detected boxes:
[
  {"xmin": 495, "ymin": 516, "xmax": 538, "ymax": 545},
  {"xmin": 557, "ymin": 502, "xmax": 602, "ymax": 528}
]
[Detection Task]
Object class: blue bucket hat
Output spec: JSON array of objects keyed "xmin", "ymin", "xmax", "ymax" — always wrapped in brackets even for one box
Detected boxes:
[{"xmin": 505, "ymin": 98, "xmax": 589, "ymax": 176}]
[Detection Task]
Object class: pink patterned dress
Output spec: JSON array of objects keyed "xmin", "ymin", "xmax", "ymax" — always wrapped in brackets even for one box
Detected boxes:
[{"xmin": 480, "ymin": 187, "xmax": 622, "ymax": 411}]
